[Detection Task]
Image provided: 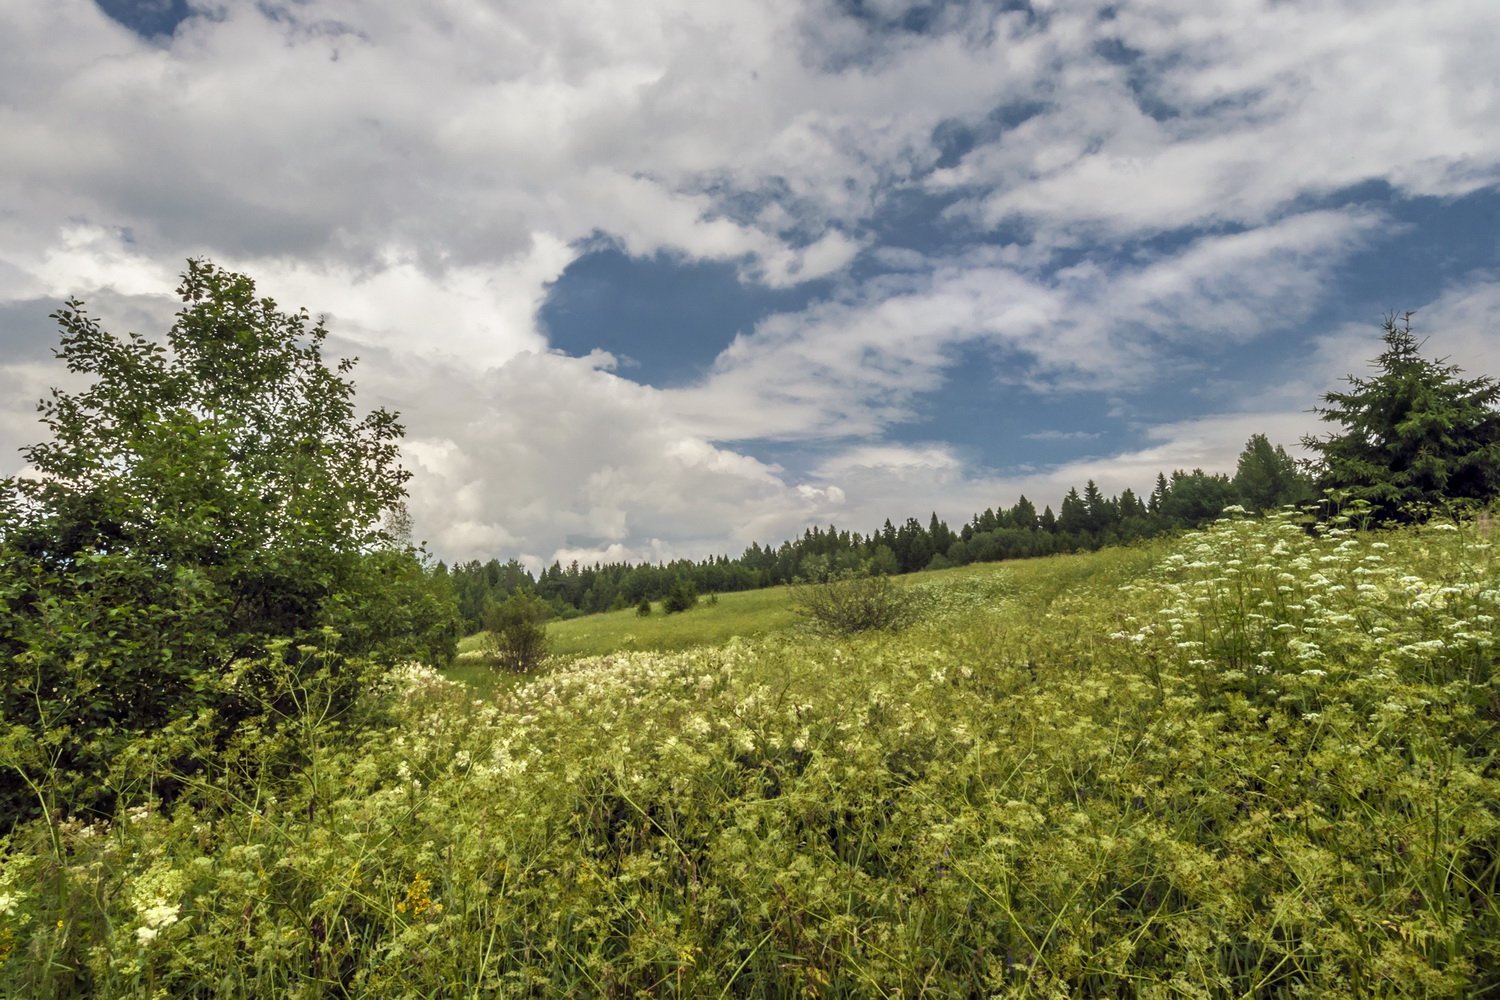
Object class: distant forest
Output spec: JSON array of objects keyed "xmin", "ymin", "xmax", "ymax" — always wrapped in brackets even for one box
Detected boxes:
[{"xmin": 442, "ymin": 434, "xmax": 1310, "ymax": 630}]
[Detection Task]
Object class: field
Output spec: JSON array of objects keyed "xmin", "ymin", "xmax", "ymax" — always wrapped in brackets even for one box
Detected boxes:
[
  {"xmin": 456, "ymin": 567, "xmax": 1008, "ymax": 667},
  {"xmin": 3, "ymin": 511, "xmax": 1498, "ymax": 997}
]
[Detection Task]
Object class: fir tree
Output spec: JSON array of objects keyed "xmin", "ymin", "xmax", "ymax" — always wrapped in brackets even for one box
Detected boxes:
[{"xmin": 1303, "ymin": 313, "xmax": 1500, "ymax": 520}]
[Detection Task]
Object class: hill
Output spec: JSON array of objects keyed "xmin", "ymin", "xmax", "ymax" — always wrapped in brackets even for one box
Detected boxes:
[{"xmin": 4, "ymin": 511, "xmax": 1497, "ymax": 997}]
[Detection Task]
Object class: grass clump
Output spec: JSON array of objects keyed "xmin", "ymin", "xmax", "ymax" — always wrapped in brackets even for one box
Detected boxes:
[{"xmin": 3, "ymin": 511, "xmax": 1497, "ymax": 997}]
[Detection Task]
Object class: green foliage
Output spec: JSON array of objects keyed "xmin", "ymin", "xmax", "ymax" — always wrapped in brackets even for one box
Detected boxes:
[
  {"xmin": 1232, "ymin": 433, "xmax": 1312, "ymax": 511},
  {"xmin": 635, "ymin": 597, "xmax": 652, "ymax": 617},
  {"xmin": 0, "ymin": 260, "xmax": 454, "ymax": 821},
  {"xmin": 662, "ymin": 577, "xmax": 698, "ymax": 614},
  {"xmin": 5, "ymin": 517, "xmax": 1496, "ymax": 996},
  {"xmin": 320, "ymin": 548, "xmax": 463, "ymax": 667},
  {"xmin": 868, "ymin": 543, "xmax": 899, "ymax": 576},
  {"xmin": 482, "ymin": 591, "xmax": 551, "ymax": 672},
  {"xmin": 793, "ymin": 571, "xmax": 918, "ymax": 635},
  {"xmin": 536, "ymin": 582, "xmax": 803, "ymax": 658},
  {"xmin": 1304, "ymin": 312, "xmax": 1500, "ymax": 520}
]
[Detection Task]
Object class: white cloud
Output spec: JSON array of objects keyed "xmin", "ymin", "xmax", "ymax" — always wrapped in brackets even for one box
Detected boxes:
[
  {"xmin": 943, "ymin": 0, "xmax": 1500, "ymax": 239},
  {"xmin": 383, "ymin": 350, "xmax": 850, "ymax": 565},
  {"xmin": 2, "ymin": 0, "xmax": 1497, "ymax": 567},
  {"xmin": 667, "ymin": 207, "xmax": 1382, "ymax": 443}
]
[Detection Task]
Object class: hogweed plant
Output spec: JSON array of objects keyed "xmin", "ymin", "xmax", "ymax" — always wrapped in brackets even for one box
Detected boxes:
[{"xmin": 1, "ymin": 512, "xmax": 1497, "ymax": 996}]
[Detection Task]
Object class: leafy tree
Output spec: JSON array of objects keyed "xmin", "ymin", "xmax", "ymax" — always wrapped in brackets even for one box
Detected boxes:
[
  {"xmin": 0, "ymin": 260, "xmax": 450, "ymax": 818},
  {"xmin": 868, "ymin": 544, "xmax": 899, "ymax": 577},
  {"xmin": 1232, "ymin": 434, "xmax": 1312, "ymax": 512},
  {"xmin": 1303, "ymin": 313, "xmax": 1500, "ymax": 520},
  {"xmin": 1160, "ymin": 469, "xmax": 1236, "ymax": 527},
  {"xmin": 483, "ymin": 591, "xmax": 551, "ymax": 671}
]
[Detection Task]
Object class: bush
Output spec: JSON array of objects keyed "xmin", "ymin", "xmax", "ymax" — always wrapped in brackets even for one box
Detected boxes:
[
  {"xmin": 635, "ymin": 597, "xmax": 652, "ymax": 617},
  {"xmin": 483, "ymin": 592, "xmax": 550, "ymax": 671},
  {"xmin": 793, "ymin": 572, "xmax": 917, "ymax": 635}
]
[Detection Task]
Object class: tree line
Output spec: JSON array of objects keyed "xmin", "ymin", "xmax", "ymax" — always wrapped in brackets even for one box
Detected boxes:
[{"xmin": 441, "ymin": 434, "xmax": 1312, "ymax": 630}]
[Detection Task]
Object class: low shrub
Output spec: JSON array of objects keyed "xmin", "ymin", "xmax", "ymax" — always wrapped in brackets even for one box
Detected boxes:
[
  {"xmin": 793, "ymin": 572, "xmax": 918, "ymax": 634},
  {"xmin": 482, "ymin": 592, "xmax": 550, "ymax": 671}
]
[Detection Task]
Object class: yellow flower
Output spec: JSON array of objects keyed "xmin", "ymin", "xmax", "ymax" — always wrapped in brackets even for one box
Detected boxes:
[{"xmin": 400, "ymin": 872, "xmax": 434, "ymax": 919}]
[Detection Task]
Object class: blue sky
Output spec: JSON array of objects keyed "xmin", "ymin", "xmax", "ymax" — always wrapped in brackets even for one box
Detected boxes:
[{"xmin": 1, "ymin": 0, "xmax": 1497, "ymax": 568}]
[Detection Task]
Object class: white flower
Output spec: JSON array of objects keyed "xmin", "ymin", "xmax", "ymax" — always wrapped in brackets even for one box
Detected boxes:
[{"xmin": 140, "ymin": 901, "xmax": 180, "ymax": 930}]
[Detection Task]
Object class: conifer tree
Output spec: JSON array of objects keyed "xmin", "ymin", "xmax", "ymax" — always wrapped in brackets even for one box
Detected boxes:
[
  {"xmin": 1010, "ymin": 495, "xmax": 1038, "ymax": 530},
  {"xmin": 1303, "ymin": 313, "xmax": 1500, "ymax": 520},
  {"xmin": 1057, "ymin": 487, "xmax": 1089, "ymax": 535},
  {"xmin": 1082, "ymin": 480, "xmax": 1109, "ymax": 533},
  {"xmin": 1039, "ymin": 505, "xmax": 1057, "ymax": 532},
  {"xmin": 1149, "ymin": 473, "xmax": 1171, "ymax": 516}
]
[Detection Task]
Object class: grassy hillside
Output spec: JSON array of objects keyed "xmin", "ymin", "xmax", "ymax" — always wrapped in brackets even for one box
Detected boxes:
[
  {"xmin": 4, "ymin": 512, "xmax": 1497, "ymax": 997},
  {"xmin": 456, "ymin": 561, "xmax": 1016, "ymax": 669}
]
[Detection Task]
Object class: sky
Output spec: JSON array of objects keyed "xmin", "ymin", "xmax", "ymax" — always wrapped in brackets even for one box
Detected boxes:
[{"xmin": 2, "ymin": 0, "xmax": 1498, "ymax": 571}]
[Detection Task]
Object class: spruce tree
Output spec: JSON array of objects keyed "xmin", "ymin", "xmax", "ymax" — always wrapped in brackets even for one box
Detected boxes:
[
  {"xmin": 1057, "ymin": 487, "xmax": 1089, "ymax": 535},
  {"xmin": 1304, "ymin": 313, "xmax": 1500, "ymax": 520},
  {"xmin": 1010, "ymin": 495, "xmax": 1038, "ymax": 530}
]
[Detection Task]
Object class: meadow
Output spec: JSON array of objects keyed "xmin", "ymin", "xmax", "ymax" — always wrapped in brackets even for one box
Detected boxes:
[{"xmin": 2, "ymin": 509, "xmax": 1497, "ymax": 997}]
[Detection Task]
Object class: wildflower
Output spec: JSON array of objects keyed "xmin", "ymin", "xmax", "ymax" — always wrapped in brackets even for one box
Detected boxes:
[
  {"xmin": 133, "ymin": 899, "xmax": 180, "ymax": 947},
  {"xmin": 397, "ymin": 872, "xmax": 435, "ymax": 918}
]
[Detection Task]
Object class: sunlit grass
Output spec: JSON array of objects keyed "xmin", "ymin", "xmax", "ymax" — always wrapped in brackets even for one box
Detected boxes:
[{"xmin": 454, "ymin": 562, "xmax": 1023, "ymax": 669}]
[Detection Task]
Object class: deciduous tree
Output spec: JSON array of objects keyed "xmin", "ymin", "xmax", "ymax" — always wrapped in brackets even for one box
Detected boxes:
[{"xmin": 0, "ymin": 260, "xmax": 454, "ymax": 818}]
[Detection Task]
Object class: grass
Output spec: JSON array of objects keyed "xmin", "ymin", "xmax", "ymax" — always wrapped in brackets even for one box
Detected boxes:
[
  {"xmin": 5, "ymin": 512, "xmax": 1498, "ymax": 997},
  {"xmin": 455, "ymin": 561, "xmax": 1033, "ymax": 670}
]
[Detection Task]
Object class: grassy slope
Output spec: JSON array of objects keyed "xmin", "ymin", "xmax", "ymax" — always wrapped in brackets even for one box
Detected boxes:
[
  {"xmin": 7, "ymin": 518, "xmax": 1498, "ymax": 998},
  {"xmin": 456, "ymin": 559, "xmax": 1040, "ymax": 667}
]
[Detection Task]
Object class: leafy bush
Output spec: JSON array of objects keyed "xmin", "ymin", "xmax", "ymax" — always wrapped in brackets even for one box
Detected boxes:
[
  {"xmin": 482, "ymin": 592, "xmax": 550, "ymax": 671},
  {"xmin": 635, "ymin": 597, "xmax": 652, "ymax": 617},
  {"xmin": 793, "ymin": 571, "xmax": 918, "ymax": 634}
]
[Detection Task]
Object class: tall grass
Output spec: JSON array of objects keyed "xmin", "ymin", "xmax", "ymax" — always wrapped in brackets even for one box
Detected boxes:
[{"xmin": 2, "ymin": 512, "xmax": 1496, "ymax": 997}]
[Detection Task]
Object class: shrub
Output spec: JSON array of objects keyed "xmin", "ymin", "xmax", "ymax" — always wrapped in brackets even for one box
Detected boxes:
[
  {"xmin": 482, "ymin": 592, "xmax": 550, "ymax": 671},
  {"xmin": 635, "ymin": 597, "xmax": 652, "ymax": 617},
  {"xmin": 793, "ymin": 572, "xmax": 917, "ymax": 635}
]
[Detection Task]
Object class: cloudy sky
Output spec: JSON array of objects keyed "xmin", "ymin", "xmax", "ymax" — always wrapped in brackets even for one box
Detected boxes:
[{"xmin": 2, "ymin": 0, "xmax": 1498, "ymax": 569}]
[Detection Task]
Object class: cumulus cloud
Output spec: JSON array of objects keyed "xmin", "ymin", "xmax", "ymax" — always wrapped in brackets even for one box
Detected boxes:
[{"xmin": 381, "ymin": 350, "xmax": 850, "ymax": 566}]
